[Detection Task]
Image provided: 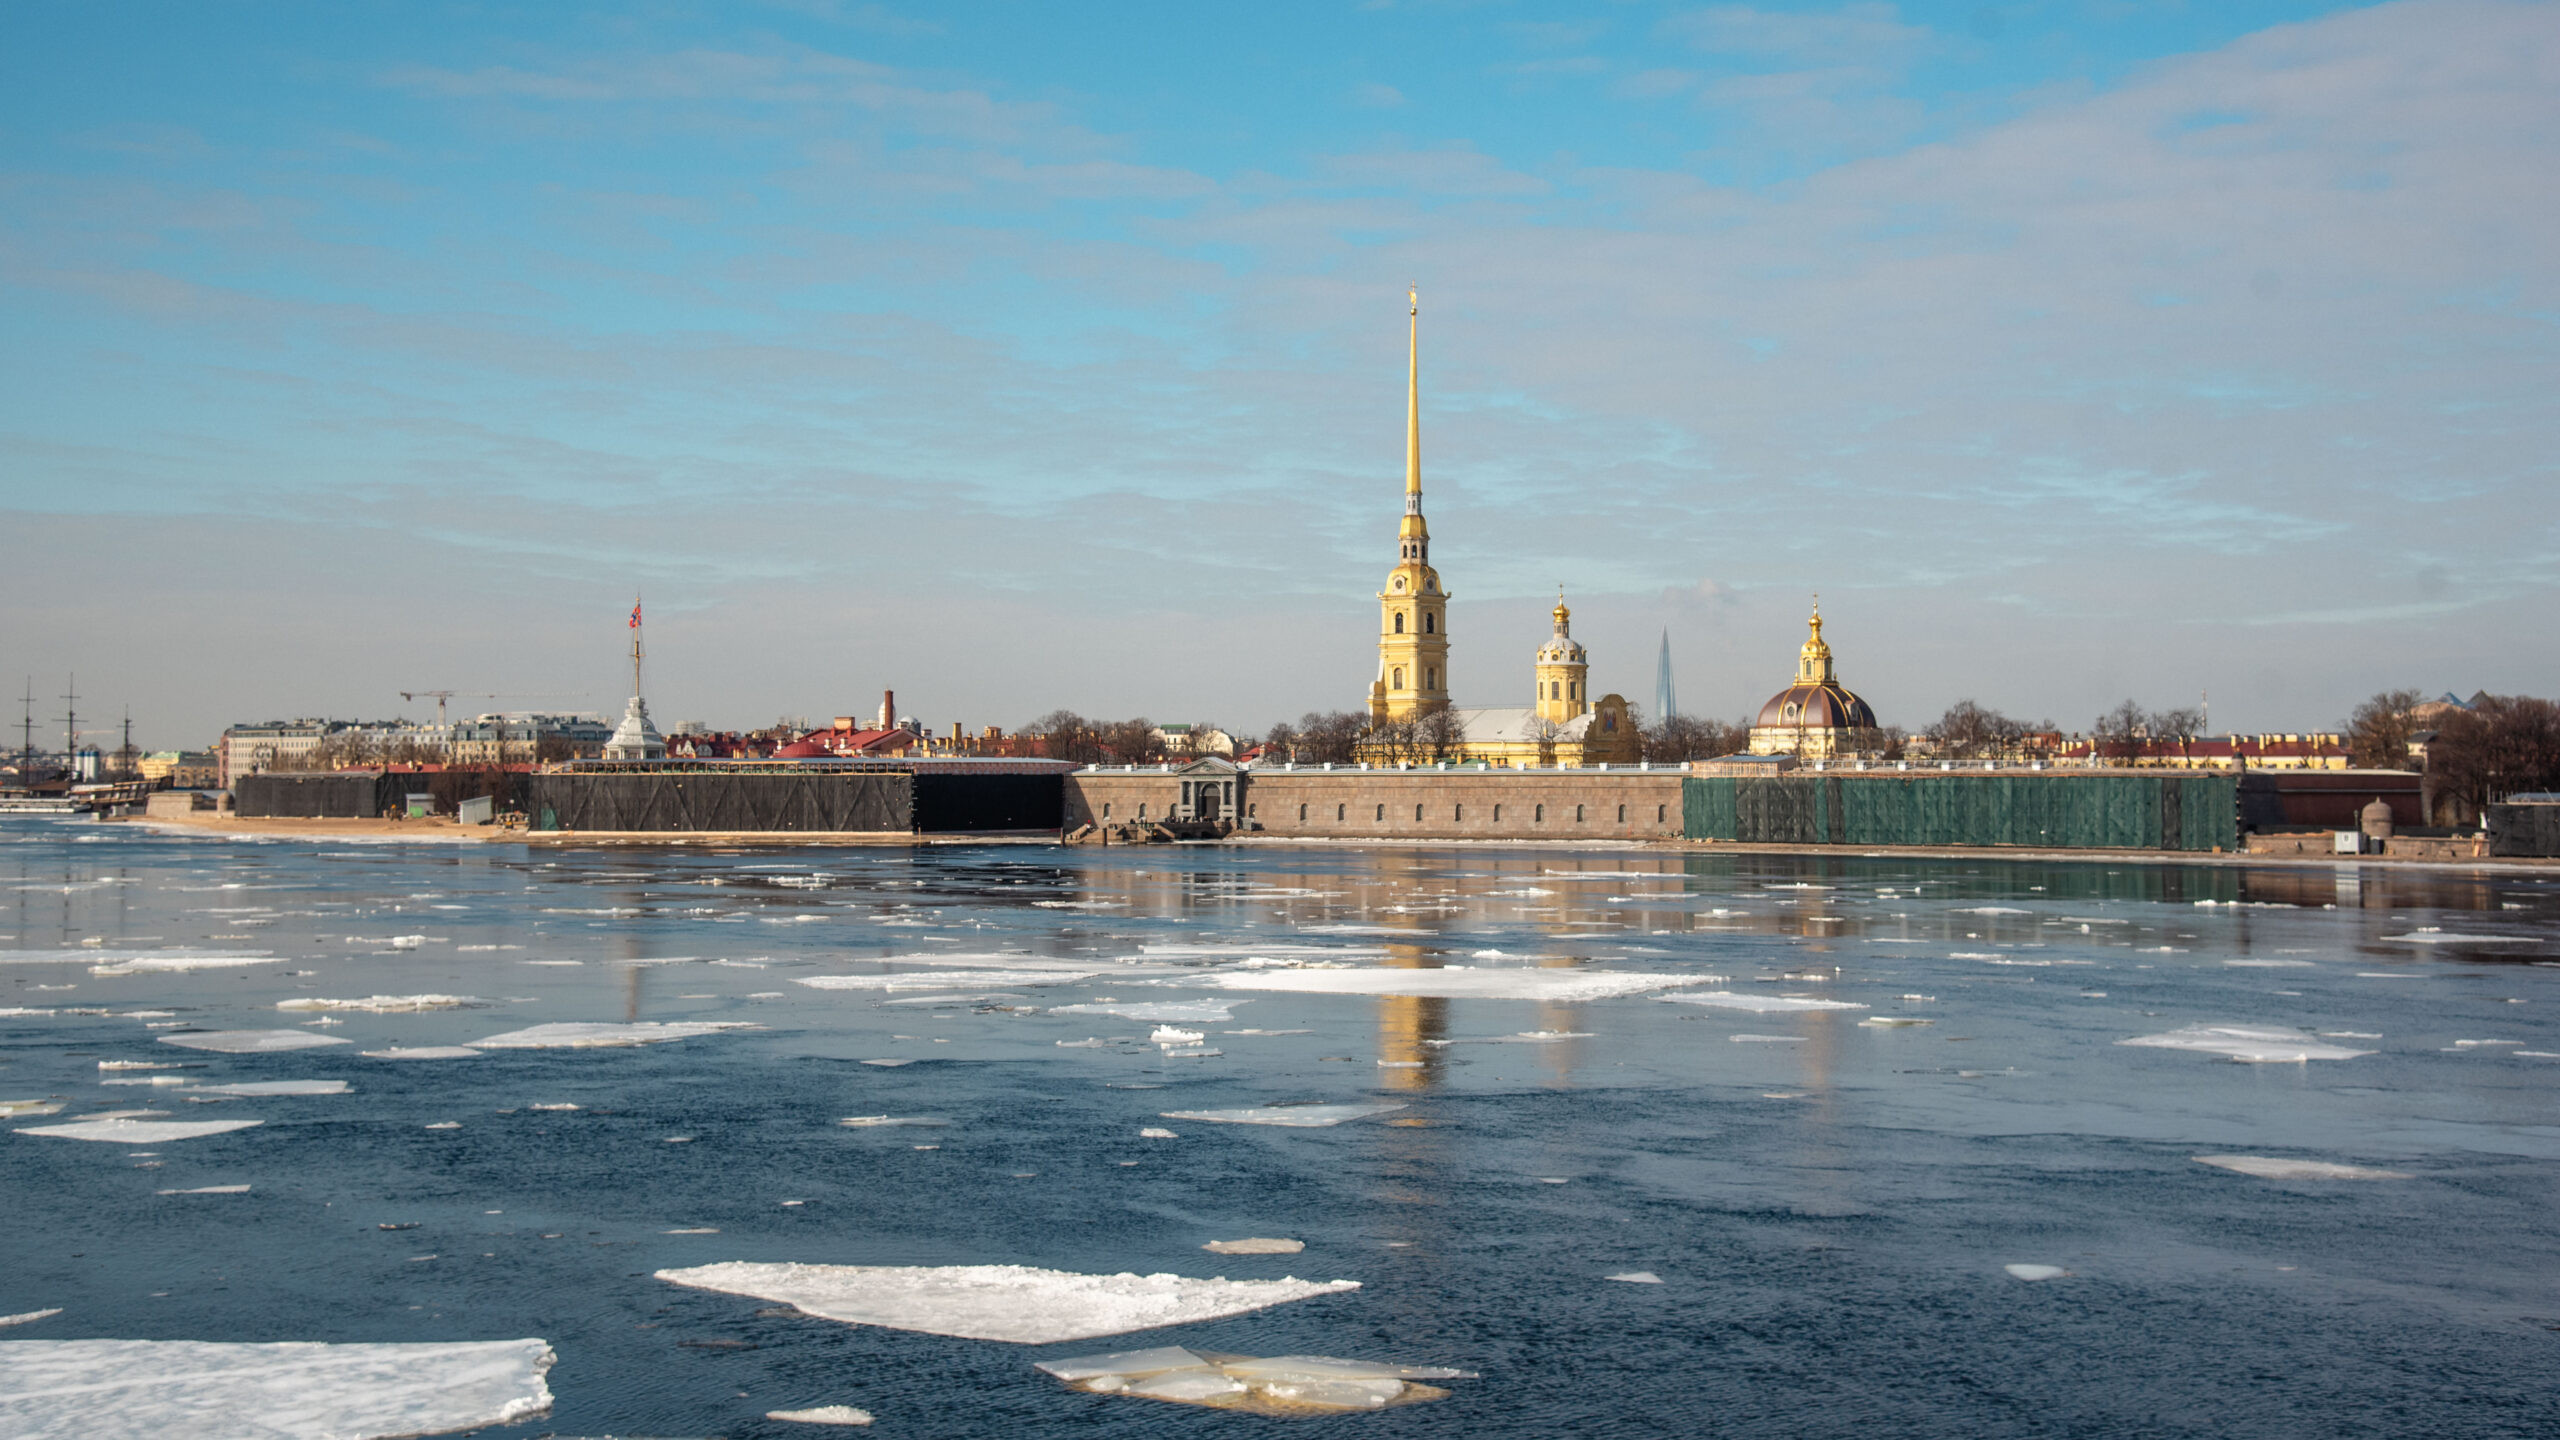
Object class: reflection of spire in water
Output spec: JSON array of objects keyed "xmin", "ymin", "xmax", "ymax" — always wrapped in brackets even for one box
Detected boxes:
[{"xmin": 1532, "ymin": 1000, "xmax": 1584, "ymax": 1088}]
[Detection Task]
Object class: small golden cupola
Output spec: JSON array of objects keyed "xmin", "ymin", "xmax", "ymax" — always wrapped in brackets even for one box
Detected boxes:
[
  {"xmin": 1533, "ymin": 590, "xmax": 1589, "ymax": 723},
  {"xmin": 1372, "ymin": 285, "xmax": 1450, "ymax": 721}
]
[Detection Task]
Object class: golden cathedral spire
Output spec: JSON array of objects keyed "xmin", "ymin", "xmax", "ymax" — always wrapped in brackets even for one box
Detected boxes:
[
  {"xmin": 1795, "ymin": 595, "xmax": 1835, "ymax": 685},
  {"xmin": 1372, "ymin": 286, "xmax": 1449, "ymax": 721}
]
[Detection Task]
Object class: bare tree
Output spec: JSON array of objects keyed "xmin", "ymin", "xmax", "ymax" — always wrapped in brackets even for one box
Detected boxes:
[
  {"xmin": 2093, "ymin": 700, "xmax": 2150, "ymax": 764},
  {"xmin": 2428, "ymin": 694, "xmax": 2560, "ymax": 815},
  {"xmin": 1025, "ymin": 710, "xmax": 1104, "ymax": 766},
  {"xmin": 2345, "ymin": 688, "xmax": 2426, "ymax": 770},
  {"xmin": 1641, "ymin": 714, "xmax": 1747, "ymax": 763},
  {"xmin": 1415, "ymin": 704, "xmax": 1465, "ymax": 763},
  {"xmin": 1528, "ymin": 717, "xmax": 1563, "ymax": 768},
  {"xmin": 1101, "ymin": 718, "xmax": 1164, "ymax": 766},
  {"xmin": 1260, "ymin": 721, "xmax": 1299, "ymax": 762},
  {"xmin": 1293, "ymin": 711, "xmax": 1367, "ymax": 765}
]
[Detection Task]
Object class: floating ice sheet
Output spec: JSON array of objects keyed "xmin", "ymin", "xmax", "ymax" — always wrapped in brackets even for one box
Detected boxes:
[
  {"xmin": 2192, "ymin": 1154, "xmax": 2413, "ymax": 1180},
  {"xmin": 1606, "ymin": 1271, "xmax": 1664, "ymax": 1284},
  {"xmin": 1050, "ymin": 1000, "xmax": 1245, "ymax": 1022},
  {"xmin": 1425, "ymin": 1030, "xmax": 1592, "ymax": 1047},
  {"xmin": 2004, "ymin": 1264, "xmax": 2069, "ymax": 1282},
  {"xmin": 157, "ymin": 1185, "xmax": 252, "ymax": 1195},
  {"xmin": 798, "ymin": 971, "xmax": 1100, "ymax": 991},
  {"xmin": 277, "ymin": 995, "xmax": 484, "ymax": 1013},
  {"xmin": 0, "ymin": 1337, "xmax": 553, "ymax": 1439},
  {"xmin": 158, "ymin": 1031, "xmax": 351, "ymax": 1055},
  {"xmin": 2382, "ymin": 931, "xmax": 2537, "ymax": 945},
  {"xmin": 16, "ymin": 1117, "xmax": 263, "ymax": 1143},
  {"xmin": 2119, "ymin": 1025, "xmax": 2373, "ymax": 1063},
  {"xmin": 1034, "ymin": 1346, "xmax": 1467, "ymax": 1415},
  {"xmin": 768, "ymin": 1405, "xmax": 874, "ymax": 1425},
  {"xmin": 655, "ymin": 1262, "xmax": 1359, "ymax": 1344},
  {"xmin": 837, "ymin": 1115, "xmax": 946, "ymax": 1128},
  {"xmin": 196, "ymin": 1080, "xmax": 349, "ymax": 1097},
  {"xmin": 361, "ymin": 1047, "xmax": 484, "ymax": 1060},
  {"xmin": 467, "ymin": 1021, "xmax": 757, "ymax": 1049},
  {"xmin": 1660, "ymin": 991, "xmax": 1866, "ymax": 1013},
  {"xmin": 1159, "ymin": 1103, "xmax": 1406, "ymax": 1128},
  {"xmin": 1203, "ymin": 1238, "xmax": 1302, "ymax": 1254},
  {"xmin": 0, "ymin": 1309, "xmax": 63, "ymax": 1327},
  {"xmin": 1210, "ymin": 967, "xmax": 1712, "ymax": 1002},
  {"xmin": 92, "ymin": 953, "xmax": 284, "ymax": 976}
]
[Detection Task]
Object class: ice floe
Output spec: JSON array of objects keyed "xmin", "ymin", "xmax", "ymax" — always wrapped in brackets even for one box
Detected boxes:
[
  {"xmin": 157, "ymin": 1185, "xmax": 251, "ymax": 1195},
  {"xmin": 656, "ymin": 1261, "xmax": 1359, "ymax": 1343},
  {"xmin": 90, "ymin": 952, "xmax": 283, "ymax": 976},
  {"xmin": 158, "ymin": 1031, "xmax": 351, "ymax": 1055},
  {"xmin": 836, "ymin": 1116, "xmax": 946, "ymax": 1128},
  {"xmin": 16, "ymin": 1117, "xmax": 263, "ymax": 1143},
  {"xmin": 1424, "ymin": 1030, "xmax": 1592, "ymax": 1047},
  {"xmin": 1035, "ymin": 1346, "xmax": 1468, "ymax": 1414},
  {"xmin": 1140, "ymin": 1126, "xmax": 1178, "ymax": 1138},
  {"xmin": 1158, "ymin": 1102, "xmax": 1406, "ymax": 1128},
  {"xmin": 2004, "ymin": 1264, "xmax": 2069, "ymax": 1282},
  {"xmin": 1660, "ymin": 992, "xmax": 1865, "ymax": 1013},
  {"xmin": 769, "ymin": 1405, "xmax": 874, "ymax": 1425},
  {"xmin": 797, "ymin": 970, "xmax": 1100, "ymax": 991},
  {"xmin": 1859, "ymin": 1016, "xmax": 1933, "ymax": 1028},
  {"xmin": 196, "ymin": 1080, "xmax": 350, "ymax": 1097},
  {"xmin": 361, "ymin": 1047, "xmax": 484, "ymax": 1060},
  {"xmin": 2192, "ymin": 1154, "xmax": 2413, "ymax": 1180},
  {"xmin": 1203, "ymin": 1238, "xmax": 1303, "ymax": 1254},
  {"xmin": 2118, "ymin": 1025, "xmax": 2374, "ymax": 1062},
  {"xmin": 0, "ymin": 1309, "xmax": 63, "ymax": 1327},
  {"xmin": 0, "ymin": 1337, "xmax": 553, "ymax": 1438},
  {"xmin": 466, "ymin": 1021, "xmax": 757, "ymax": 1049},
  {"xmin": 2382, "ymin": 930, "xmax": 2537, "ymax": 945},
  {"xmin": 1606, "ymin": 1271, "xmax": 1664, "ymax": 1284},
  {"xmin": 1210, "ymin": 967, "xmax": 1712, "ymax": 1002},
  {"xmin": 1050, "ymin": 1000, "xmax": 1244, "ymax": 1022},
  {"xmin": 1, "ymin": 1100, "xmax": 65, "ymax": 1117},
  {"xmin": 277, "ymin": 996, "xmax": 484, "ymax": 1013}
]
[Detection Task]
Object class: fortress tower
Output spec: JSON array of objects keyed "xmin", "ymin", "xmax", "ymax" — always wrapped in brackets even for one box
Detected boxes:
[{"xmin": 1369, "ymin": 287, "xmax": 1451, "ymax": 723}]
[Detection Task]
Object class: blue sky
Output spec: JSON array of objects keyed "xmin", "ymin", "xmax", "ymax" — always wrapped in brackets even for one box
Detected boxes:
[{"xmin": 3, "ymin": 1, "xmax": 2553, "ymax": 747}]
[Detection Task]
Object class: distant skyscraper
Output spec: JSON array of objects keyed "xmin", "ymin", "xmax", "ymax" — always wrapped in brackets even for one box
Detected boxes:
[{"xmin": 1655, "ymin": 628, "xmax": 1678, "ymax": 722}]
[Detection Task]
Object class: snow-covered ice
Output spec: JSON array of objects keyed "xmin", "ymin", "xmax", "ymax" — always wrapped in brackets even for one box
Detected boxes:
[
  {"xmin": 768, "ymin": 1405, "xmax": 874, "ymax": 1425},
  {"xmin": 1209, "ymin": 967, "xmax": 1713, "ymax": 1001},
  {"xmin": 837, "ymin": 1116, "xmax": 946, "ymax": 1128},
  {"xmin": 360, "ymin": 1047, "xmax": 484, "ymax": 1060},
  {"xmin": 16, "ymin": 1117, "xmax": 263, "ymax": 1143},
  {"xmin": 0, "ymin": 1309, "xmax": 63, "ymax": 1327},
  {"xmin": 2119, "ymin": 1025, "xmax": 2374, "ymax": 1062},
  {"xmin": 797, "ymin": 970, "xmax": 1100, "ymax": 991},
  {"xmin": 277, "ymin": 995, "xmax": 483, "ymax": 1013},
  {"xmin": 158, "ymin": 1030, "xmax": 351, "ymax": 1055},
  {"xmin": 655, "ymin": 1261, "xmax": 1360, "ymax": 1343},
  {"xmin": 2004, "ymin": 1264, "xmax": 2069, "ymax": 1282},
  {"xmin": 466, "ymin": 1021, "xmax": 757, "ymax": 1049},
  {"xmin": 1158, "ymin": 1102, "xmax": 1406, "ymax": 1128},
  {"xmin": 0, "ymin": 1337, "xmax": 553, "ymax": 1439},
  {"xmin": 157, "ymin": 1185, "xmax": 252, "ymax": 1195},
  {"xmin": 2192, "ymin": 1154, "xmax": 2413, "ymax": 1180},
  {"xmin": 196, "ymin": 1080, "xmax": 349, "ymax": 1096},
  {"xmin": 1050, "ymin": 1000, "xmax": 1245, "ymax": 1022},
  {"xmin": 1203, "ymin": 1238, "xmax": 1303, "ymax": 1254},
  {"xmin": 1660, "ymin": 991, "xmax": 1866, "ymax": 1013},
  {"xmin": 1606, "ymin": 1271, "xmax": 1664, "ymax": 1284},
  {"xmin": 1034, "ymin": 1345, "xmax": 1467, "ymax": 1414}
]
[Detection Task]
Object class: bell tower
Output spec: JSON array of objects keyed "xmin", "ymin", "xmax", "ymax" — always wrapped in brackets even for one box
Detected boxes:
[
  {"xmin": 1533, "ymin": 591, "xmax": 1589, "ymax": 723},
  {"xmin": 1372, "ymin": 286, "xmax": 1450, "ymax": 721}
]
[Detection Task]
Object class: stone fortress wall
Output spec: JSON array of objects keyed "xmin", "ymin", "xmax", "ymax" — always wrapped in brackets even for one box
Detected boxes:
[{"xmin": 1065, "ymin": 765, "xmax": 1685, "ymax": 841}]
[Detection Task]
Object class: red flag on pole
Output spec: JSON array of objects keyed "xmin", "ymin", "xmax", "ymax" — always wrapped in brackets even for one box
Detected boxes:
[{"xmin": 630, "ymin": 600, "xmax": 643, "ymax": 629}]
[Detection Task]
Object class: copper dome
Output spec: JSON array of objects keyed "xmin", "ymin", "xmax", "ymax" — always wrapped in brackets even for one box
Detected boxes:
[{"xmin": 1755, "ymin": 682, "xmax": 1876, "ymax": 732}]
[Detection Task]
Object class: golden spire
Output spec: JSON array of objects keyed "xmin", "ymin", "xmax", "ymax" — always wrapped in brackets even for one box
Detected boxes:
[
  {"xmin": 1553, "ymin": 584, "xmax": 1569, "ymax": 627},
  {"xmin": 1796, "ymin": 594, "xmax": 1834, "ymax": 685},
  {"xmin": 1405, "ymin": 285, "xmax": 1421, "ymax": 505}
]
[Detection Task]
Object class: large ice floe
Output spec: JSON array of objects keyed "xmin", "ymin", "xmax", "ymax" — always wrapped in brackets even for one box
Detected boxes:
[
  {"xmin": 1207, "ymin": 966, "xmax": 1712, "ymax": 1002},
  {"xmin": 1035, "ymin": 1346, "xmax": 1470, "ymax": 1415},
  {"xmin": 15, "ymin": 1116, "xmax": 264, "ymax": 1144},
  {"xmin": 656, "ymin": 1262, "xmax": 1359, "ymax": 1343},
  {"xmin": 1659, "ymin": 991, "xmax": 1866, "ymax": 1013},
  {"xmin": 2192, "ymin": 1154, "xmax": 2413, "ymax": 1180},
  {"xmin": 1050, "ymin": 1000, "xmax": 1245, "ymax": 1022},
  {"xmin": 195, "ymin": 1080, "xmax": 349, "ymax": 1097},
  {"xmin": 158, "ymin": 1030, "xmax": 351, "ymax": 1055},
  {"xmin": 0, "ymin": 1337, "xmax": 553, "ymax": 1439},
  {"xmin": 1158, "ymin": 1102, "xmax": 1406, "ymax": 1128},
  {"xmin": 797, "ymin": 971, "xmax": 1100, "ymax": 991},
  {"xmin": 2118, "ymin": 1025, "xmax": 2375, "ymax": 1062},
  {"xmin": 360, "ymin": 1047, "xmax": 484, "ymax": 1060},
  {"xmin": 0, "ymin": 948, "xmax": 275, "ymax": 975},
  {"xmin": 466, "ymin": 1021, "xmax": 758, "ymax": 1049},
  {"xmin": 276, "ymin": 996, "xmax": 484, "ymax": 1013}
]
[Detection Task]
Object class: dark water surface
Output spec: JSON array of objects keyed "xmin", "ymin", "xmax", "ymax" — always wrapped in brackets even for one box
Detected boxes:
[{"xmin": 6, "ymin": 819, "xmax": 2559, "ymax": 1437}]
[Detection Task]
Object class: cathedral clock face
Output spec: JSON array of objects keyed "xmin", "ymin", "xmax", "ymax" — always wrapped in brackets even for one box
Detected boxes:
[{"xmin": 1393, "ymin": 576, "xmax": 1407, "ymax": 591}]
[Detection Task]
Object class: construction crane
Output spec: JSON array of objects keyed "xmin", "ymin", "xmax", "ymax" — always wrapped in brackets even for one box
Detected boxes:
[{"xmin": 400, "ymin": 691, "xmax": 592, "ymax": 727}]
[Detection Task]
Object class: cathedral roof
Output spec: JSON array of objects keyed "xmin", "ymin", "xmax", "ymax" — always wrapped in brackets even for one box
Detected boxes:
[{"xmin": 1753, "ymin": 683, "xmax": 1877, "ymax": 732}]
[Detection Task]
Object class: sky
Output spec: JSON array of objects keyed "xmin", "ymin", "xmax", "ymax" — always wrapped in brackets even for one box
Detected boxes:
[{"xmin": 1, "ymin": 1, "xmax": 2553, "ymax": 751}]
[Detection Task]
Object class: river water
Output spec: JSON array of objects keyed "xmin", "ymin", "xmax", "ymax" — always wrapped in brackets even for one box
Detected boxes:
[{"xmin": 5, "ymin": 817, "xmax": 2558, "ymax": 1437}]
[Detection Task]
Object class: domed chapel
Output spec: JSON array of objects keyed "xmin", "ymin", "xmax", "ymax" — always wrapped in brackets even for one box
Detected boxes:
[
  {"xmin": 1360, "ymin": 290, "xmax": 1638, "ymax": 767},
  {"xmin": 1745, "ymin": 601, "xmax": 1883, "ymax": 760}
]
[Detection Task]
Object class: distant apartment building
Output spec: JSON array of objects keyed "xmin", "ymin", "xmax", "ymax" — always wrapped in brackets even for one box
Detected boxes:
[
  {"xmin": 139, "ymin": 750, "xmax": 220, "ymax": 788},
  {"xmin": 2056, "ymin": 733, "xmax": 2351, "ymax": 770},
  {"xmin": 448, "ymin": 713, "xmax": 612, "ymax": 764}
]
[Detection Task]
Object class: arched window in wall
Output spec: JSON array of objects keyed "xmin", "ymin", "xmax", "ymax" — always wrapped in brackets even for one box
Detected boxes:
[
  {"xmin": 1424, "ymin": 613, "xmax": 1435, "ymax": 634},
  {"xmin": 1393, "ymin": 613, "xmax": 1406, "ymax": 634},
  {"xmin": 1393, "ymin": 668, "xmax": 1405, "ymax": 689},
  {"xmin": 1425, "ymin": 667, "xmax": 1436, "ymax": 690}
]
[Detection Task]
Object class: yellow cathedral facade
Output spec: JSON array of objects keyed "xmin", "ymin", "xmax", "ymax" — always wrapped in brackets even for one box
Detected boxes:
[{"xmin": 1361, "ymin": 290, "xmax": 1638, "ymax": 768}]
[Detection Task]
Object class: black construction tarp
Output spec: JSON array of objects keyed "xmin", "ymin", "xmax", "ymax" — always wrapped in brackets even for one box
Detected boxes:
[
  {"xmin": 2487, "ymin": 804, "xmax": 2560, "ymax": 858},
  {"xmin": 234, "ymin": 772, "xmax": 385, "ymax": 819},
  {"xmin": 529, "ymin": 770, "xmax": 911, "ymax": 833},
  {"xmin": 913, "ymin": 771, "xmax": 1063, "ymax": 832}
]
